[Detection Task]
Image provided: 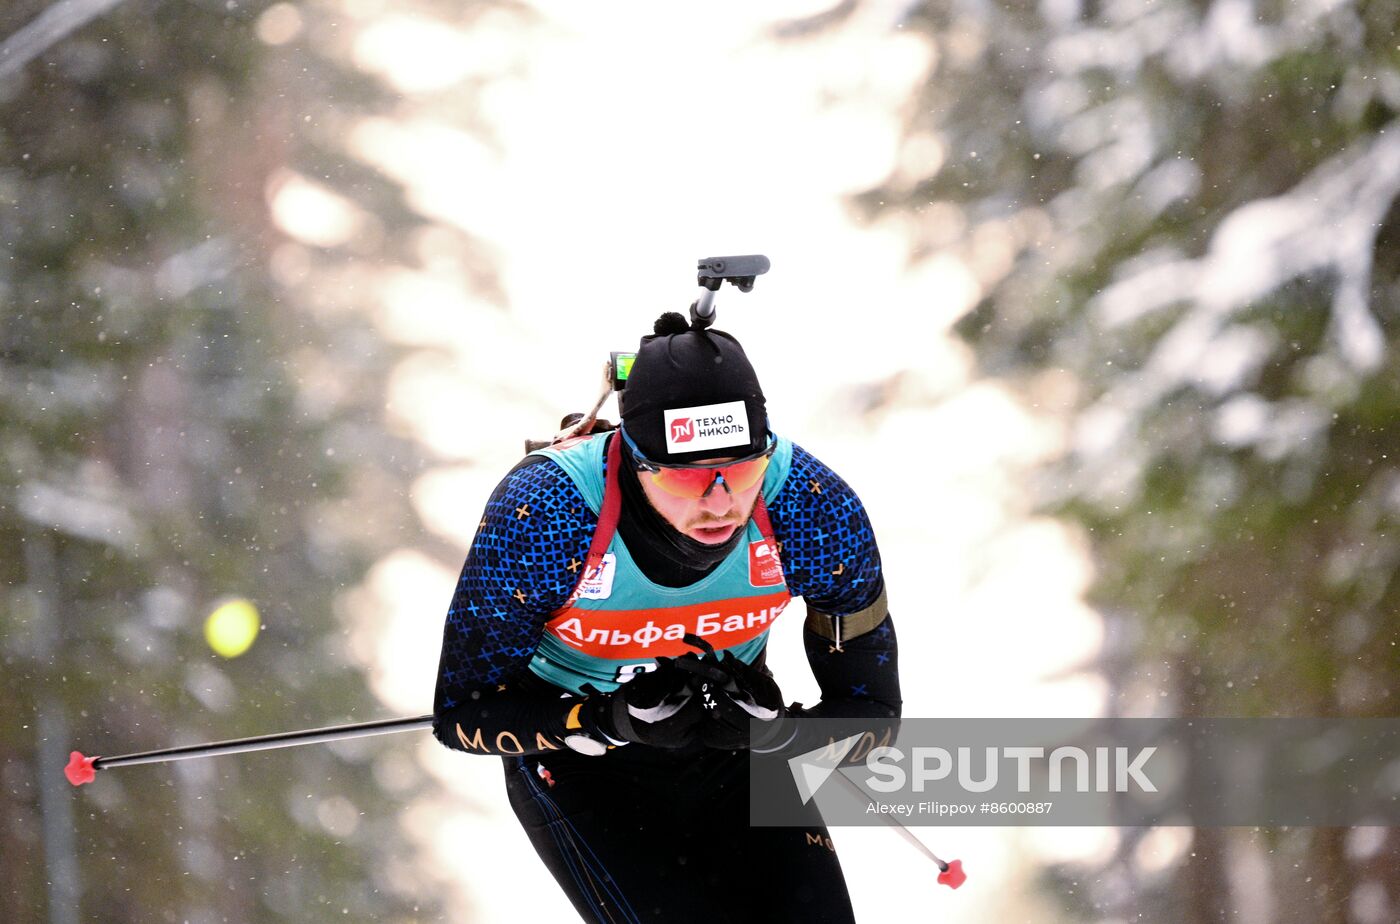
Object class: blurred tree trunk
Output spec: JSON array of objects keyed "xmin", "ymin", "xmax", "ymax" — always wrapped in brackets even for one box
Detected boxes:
[
  {"xmin": 842, "ymin": 0, "xmax": 1400, "ymax": 918},
  {"xmin": 0, "ymin": 0, "xmax": 485, "ymax": 919}
]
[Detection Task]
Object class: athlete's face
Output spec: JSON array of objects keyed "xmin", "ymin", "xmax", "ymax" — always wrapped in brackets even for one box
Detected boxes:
[{"xmin": 637, "ymin": 457, "xmax": 763, "ymax": 545}]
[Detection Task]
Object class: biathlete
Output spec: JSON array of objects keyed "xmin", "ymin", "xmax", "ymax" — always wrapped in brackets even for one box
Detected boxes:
[{"xmin": 432, "ymin": 308, "xmax": 902, "ymax": 923}]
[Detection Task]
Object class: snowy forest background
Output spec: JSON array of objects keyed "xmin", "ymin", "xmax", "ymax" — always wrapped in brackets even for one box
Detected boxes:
[{"xmin": 3, "ymin": 0, "xmax": 1398, "ymax": 922}]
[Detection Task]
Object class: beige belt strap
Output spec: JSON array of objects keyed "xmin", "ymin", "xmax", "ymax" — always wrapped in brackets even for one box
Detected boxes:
[{"xmin": 805, "ymin": 588, "xmax": 889, "ymax": 650}]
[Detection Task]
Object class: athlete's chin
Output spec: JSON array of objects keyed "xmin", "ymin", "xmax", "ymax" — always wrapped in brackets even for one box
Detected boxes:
[{"xmin": 686, "ymin": 523, "xmax": 739, "ymax": 544}]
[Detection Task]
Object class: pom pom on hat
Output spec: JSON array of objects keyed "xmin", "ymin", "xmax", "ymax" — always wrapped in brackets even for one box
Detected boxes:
[{"xmin": 653, "ymin": 312, "xmax": 690, "ymax": 336}]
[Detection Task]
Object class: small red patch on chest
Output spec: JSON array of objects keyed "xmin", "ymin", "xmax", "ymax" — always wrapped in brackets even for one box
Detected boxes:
[{"xmin": 749, "ymin": 540, "xmax": 784, "ymax": 586}]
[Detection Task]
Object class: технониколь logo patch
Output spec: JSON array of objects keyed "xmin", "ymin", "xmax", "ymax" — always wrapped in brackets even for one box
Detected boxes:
[{"xmin": 663, "ymin": 401, "xmax": 750, "ymax": 455}]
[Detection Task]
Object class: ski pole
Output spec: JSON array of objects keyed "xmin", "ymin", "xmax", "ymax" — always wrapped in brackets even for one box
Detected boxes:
[
  {"xmin": 830, "ymin": 769, "xmax": 966, "ymax": 889},
  {"xmin": 64, "ymin": 714, "xmax": 433, "ymax": 786}
]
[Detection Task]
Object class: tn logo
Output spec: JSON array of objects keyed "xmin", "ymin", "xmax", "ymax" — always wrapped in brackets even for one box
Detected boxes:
[{"xmin": 670, "ymin": 418, "xmax": 694, "ymax": 443}]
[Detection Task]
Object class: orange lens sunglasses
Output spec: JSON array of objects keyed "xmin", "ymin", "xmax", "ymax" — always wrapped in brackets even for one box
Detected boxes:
[{"xmin": 621, "ymin": 426, "xmax": 775, "ymax": 499}]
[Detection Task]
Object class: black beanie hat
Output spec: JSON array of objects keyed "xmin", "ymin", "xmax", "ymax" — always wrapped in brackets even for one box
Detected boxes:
[{"xmin": 620, "ymin": 312, "xmax": 768, "ymax": 465}]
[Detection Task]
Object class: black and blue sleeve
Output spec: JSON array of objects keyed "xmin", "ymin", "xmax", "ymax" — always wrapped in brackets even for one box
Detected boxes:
[
  {"xmin": 768, "ymin": 443, "xmax": 902, "ymax": 720},
  {"xmin": 432, "ymin": 457, "xmax": 596, "ymax": 755}
]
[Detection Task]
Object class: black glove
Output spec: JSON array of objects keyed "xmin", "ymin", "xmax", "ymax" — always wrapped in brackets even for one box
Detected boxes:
[
  {"xmin": 673, "ymin": 642, "xmax": 791, "ymax": 751},
  {"xmin": 572, "ymin": 657, "xmax": 706, "ymax": 752}
]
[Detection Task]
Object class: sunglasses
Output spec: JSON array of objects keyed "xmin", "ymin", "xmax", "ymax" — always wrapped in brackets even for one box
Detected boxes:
[{"xmin": 620, "ymin": 426, "xmax": 776, "ymax": 499}]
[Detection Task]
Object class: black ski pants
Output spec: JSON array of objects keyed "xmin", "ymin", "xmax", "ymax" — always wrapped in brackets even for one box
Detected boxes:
[{"xmin": 503, "ymin": 742, "xmax": 857, "ymax": 924}]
